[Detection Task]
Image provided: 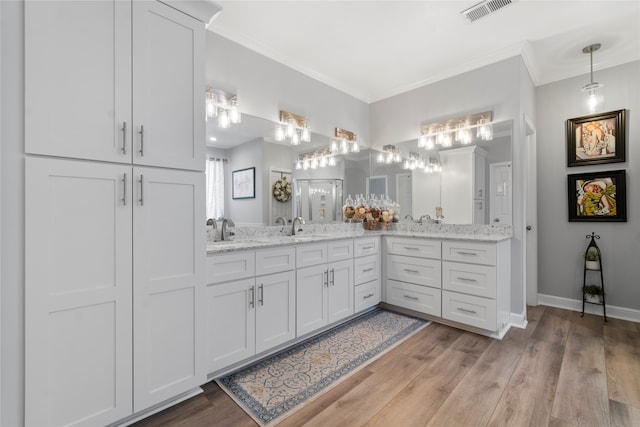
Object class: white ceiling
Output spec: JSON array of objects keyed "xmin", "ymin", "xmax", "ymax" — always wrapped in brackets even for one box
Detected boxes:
[{"xmin": 209, "ymin": 0, "xmax": 640, "ymax": 103}]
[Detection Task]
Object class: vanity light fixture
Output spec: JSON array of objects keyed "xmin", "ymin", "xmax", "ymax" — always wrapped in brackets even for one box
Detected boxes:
[
  {"xmin": 581, "ymin": 43, "xmax": 604, "ymax": 114},
  {"xmin": 330, "ymin": 128, "xmax": 360, "ymax": 154},
  {"xmin": 275, "ymin": 110, "xmax": 311, "ymax": 146},
  {"xmin": 295, "ymin": 148, "xmax": 335, "ymax": 170},
  {"xmin": 376, "ymin": 145, "xmax": 402, "ymax": 164},
  {"xmin": 419, "ymin": 111, "xmax": 493, "ymax": 149},
  {"xmin": 205, "ymin": 88, "xmax": 241, "ymax": 128}
]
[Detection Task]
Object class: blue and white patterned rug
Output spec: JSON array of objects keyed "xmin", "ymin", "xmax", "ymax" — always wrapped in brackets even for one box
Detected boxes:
[{"xmin": 215, "ymin": 308, "xmax": 429, "ymax": 426}]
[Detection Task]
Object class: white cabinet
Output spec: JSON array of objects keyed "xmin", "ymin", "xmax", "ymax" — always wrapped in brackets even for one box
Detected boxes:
[
  {"xmin": 440, "ymin": 146, "xmax": 487, "ymax": 224},
  {"xmin": 353, "ymin": 237, "xmax": 381, "ymax": 312},
  {"xmin": 25, "ymin": 0, "xmax": 205, "ymax": 170},
  {"xmin": 132, "ymin": 167, "xmax": 206, "ymax": 411},
  {"xmin": 206, "ymin": 249, "xmax": 296, "ymax": 373},
  {"xmin": 384, "ymin": 237, "xmax": 442, "ymax": 317},
  {"xmin": 296, "ymin": 241, "xmax": 354, "ymax": 336},
  {"xmin": 25, "ymin": 158, "xmax": 205, "ymax": 425},
  {"xmin": 441, "ymin": 240, "xmax": 510, "ymax": 336}
]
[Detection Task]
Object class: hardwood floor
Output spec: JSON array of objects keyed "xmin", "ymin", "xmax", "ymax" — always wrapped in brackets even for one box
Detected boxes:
[{"xmin": 134, "ymin": 306, "xmax": 640, "ymax": 427}]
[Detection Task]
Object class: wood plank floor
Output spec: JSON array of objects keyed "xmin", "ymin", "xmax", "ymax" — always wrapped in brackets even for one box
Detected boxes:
[{"xmin": 134, "ymin": 306, "xmax": 640, "ymax": 427}]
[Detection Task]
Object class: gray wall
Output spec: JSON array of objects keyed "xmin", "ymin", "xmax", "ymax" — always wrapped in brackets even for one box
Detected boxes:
[
  {"xmin": 206, "ymin": 32, "xmax": 370, "ymax": 146},
  {"xmin": 536, "ymin": 60, "xmax": 640, "ymax": 310},
  {"xmin": 227, "ymin": 138, "xmax": 263, "ymax": 225}
]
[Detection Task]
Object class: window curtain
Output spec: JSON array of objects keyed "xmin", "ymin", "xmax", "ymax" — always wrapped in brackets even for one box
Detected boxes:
[{"xmin": 206, "ymin": 157, "xmax": 226, "ymax": 220}]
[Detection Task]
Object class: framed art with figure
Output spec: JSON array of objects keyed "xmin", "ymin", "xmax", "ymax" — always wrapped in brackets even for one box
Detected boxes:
[
  {"xmin": 566, "ymin": 109, "xmax": 625, "ymax": 167},
  {"xmin": 568, "ymin": 169, "xmax": 626, "ymax": 222}
]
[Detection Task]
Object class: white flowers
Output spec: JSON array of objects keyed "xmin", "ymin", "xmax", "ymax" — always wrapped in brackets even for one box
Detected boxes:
[{"xmin": 273, "ymin": 177, "xmax": 292, "ymax": 202}]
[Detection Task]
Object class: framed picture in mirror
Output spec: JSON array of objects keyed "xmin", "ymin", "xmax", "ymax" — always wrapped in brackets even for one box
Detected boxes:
[
  {"xmin": 566, "ymin": 109, "xmax": 625, "ymax": 167},
  {"xmin": 232, "ymin": 167, "xmax": 255, "ymax": 199},
  {"xmin": 568, "ymin": 169, "xmax": 626, "ymax": 222}
]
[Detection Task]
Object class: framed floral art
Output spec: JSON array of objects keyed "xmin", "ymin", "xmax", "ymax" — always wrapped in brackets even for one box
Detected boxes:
[{"xmin": 566, "ymin": 109, "xmax": 626, "ymax": 167}]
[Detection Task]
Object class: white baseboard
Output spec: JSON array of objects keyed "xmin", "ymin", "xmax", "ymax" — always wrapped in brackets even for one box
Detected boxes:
[
  {"xmin": 538, "ymin": 293, "xmax": 640, "ymax": 323},
  {"xmin": 510, "ymin": 311, "xmax": 528, "ymax": 329}
]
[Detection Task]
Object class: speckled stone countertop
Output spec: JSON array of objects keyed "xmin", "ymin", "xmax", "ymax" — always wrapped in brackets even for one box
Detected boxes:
[{"xmin": 206, "ymin": 222, "xmax": 512, "ymax": 254}]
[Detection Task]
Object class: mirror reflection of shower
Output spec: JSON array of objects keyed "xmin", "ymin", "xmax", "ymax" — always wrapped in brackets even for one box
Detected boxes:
[{"xmin": 295, "ymin": 179, "xmax": 343, "ymax": 222}]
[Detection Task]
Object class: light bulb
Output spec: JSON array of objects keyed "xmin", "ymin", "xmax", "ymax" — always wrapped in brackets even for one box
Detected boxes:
[
  {"xmin": 328, "ymin": 156, "xmax": 336, "ymax": 166},
  {"xmin": 377, "ymin": 152, "xmax": 384, "ymax": 163},
  {"xmin": 206, "ymin": 93, "xmax": 217, "ymax": 119},
  {"xmin": 351, "ymin": 142, "xmax": 360, "ymax": 153},
  {"xmin": 229, "ymin": 99, "xmax": 241, "ymax": 124},
  {"xmin": 290, "ymin": 131, "xmax": 300, "ymax": 145},
  {"xmin": 217, "ymin": 110, "xmax": 230, "ymax": 128},
  {"xmin": 286, "ymin": 121, "xmax": 295, "ymax": 138},
  {"xmin": 418, "ymin": 135, "xmax": 427, "ymax": 148},
  {"xmin": 275, "ymin": 125, "xmax": 285, "ymax": 142},
  {"xmin": 295, "ymin": 160, "xmax": 302, "ymax": 170},
  {"xmin": 301, "ymin": 125, "xmax": 310, "ymax": 142},
  {"xmin": 425, "ymin": 137, "xmax": 435, "ymax": 150}
]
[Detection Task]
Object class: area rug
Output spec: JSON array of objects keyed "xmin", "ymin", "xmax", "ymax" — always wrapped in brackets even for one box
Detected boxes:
[{"xmin": 215, "ymin": 308, "xmax": 429, "ymax": 426}]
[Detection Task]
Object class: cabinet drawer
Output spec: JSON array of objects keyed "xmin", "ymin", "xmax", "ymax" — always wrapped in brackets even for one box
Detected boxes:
[
  {"xmin": 442, "ymin": 261, "xmax": 496, "ymax": 299},
  {"xmin": 327, "ymin": 240, "xmax": 353, "ymax": 263},
  {"xmin": 354, "ymin": 279, "xmax": 380, "ymax": 312},
  {"xmin": 386, "ymin": 279, "xmax": 441, "ymax": 316},
  {"xmin": 386, "ymin": 237, "xmax": 441, "ymax": 259},
  {"xmin": 296, "ymin": 243, "xmax": 328, "ymax": 268},
  {"xmin": 354, "ymin": 254, "xmax": 380, "ymax": 285},
  {"xmin": 442, "ymin": 290, "xmax": 497, "ymax": 331},
  {"xmin": 256, "ymin": 247, "xmax": 295, "ymax": 276},
  {"xmin": 354, "ymin": 237, "xmax": 379, "ymax": 258},
  {"xmin": 207, "ymin": 251, "xmax": 255, "ymax": 284},
  {"xmin": 387, "ymin": 255, "xmax": 441, "ymax": 288},
  {"xmin": 442, "ymin": 241, "xmax": 496, "ymax": 265}
]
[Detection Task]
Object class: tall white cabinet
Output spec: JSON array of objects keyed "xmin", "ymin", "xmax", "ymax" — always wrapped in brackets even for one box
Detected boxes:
[
  {"xmin": 440, "ymin": 146, "xmax": 487, "ymax": 224},
  {"xmin": 24, "ymin": 1, "xmax": 217, "ymax": 425}
]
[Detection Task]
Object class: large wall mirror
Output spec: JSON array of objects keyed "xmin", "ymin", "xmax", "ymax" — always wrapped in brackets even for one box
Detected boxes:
[{"xmin": 206, "ymin": 111, "xmax": 512, "ymax": 227}]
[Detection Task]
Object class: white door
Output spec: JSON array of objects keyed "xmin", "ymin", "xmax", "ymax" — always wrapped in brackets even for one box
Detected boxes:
[
  {"xmin": 25, "ymin": 0, "xmax": 132, "ymax": 163},
  {"xmin": 489, "ymin": 162, "xmax": 513, "ymax": 226},
  {"xmin": 256, "ymin": 271, "xmax": 296, "ymax": 353},
  {"xmin": 206, "ymin": 279, "xmax": 256, "ymax": 373},
  {"xmin": 25, "ymin": 158, "xmax": 133, "ymax": 426},
  {"xmin": 525, "ymin": 118, "xmax": 539, "ymax": 306},
  {"xmin": 328, "ymin": 260, "xmax": 354, "ymax": 323},
  {"xmin": 132, "ymin": 1, "xmax": 205, "ymax": 171},
  {"xmin": 133, "ymin": 167, "xmax": 206, "ymax": 411},
  {"xmin": 396, "ymin": 173, "xmax": 412, "ymax": 219},
  {"xmin": 296, "ymin": 264, "xmax": 328, "ymax": 336}
]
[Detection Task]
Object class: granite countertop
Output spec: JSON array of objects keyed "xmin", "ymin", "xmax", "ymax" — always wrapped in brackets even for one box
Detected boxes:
[{"xmin": 206, "ymin": 225, "xmax": 511, "ymax": 255}]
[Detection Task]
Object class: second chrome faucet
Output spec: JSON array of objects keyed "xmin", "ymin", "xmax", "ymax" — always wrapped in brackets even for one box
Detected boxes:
[{"xmin": 291, "ymin": 217, "xmax": 305, "ymax": 235}]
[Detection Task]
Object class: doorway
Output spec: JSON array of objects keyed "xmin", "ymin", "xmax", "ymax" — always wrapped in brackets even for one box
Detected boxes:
[{"xmin": 489, "ymin": 162, "xmax": 513, "ymax": 226}]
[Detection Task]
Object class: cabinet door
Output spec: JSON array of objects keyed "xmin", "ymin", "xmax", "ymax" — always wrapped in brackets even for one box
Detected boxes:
[
  {"xmin": 25, "ymin": 0, "xmax": 132, "ymax": 163},
  {"xmin": 132, "ymin": 1, "xmax": 205, "ymax": 171},
  {"xmin": 328, "ymin": 260, "xmax": 354, "ymax": 323},
  {"xmin": 206, "ymin": 279, "xmax": 256, "ymax": 373},
  {"xmin": 133, "ymin": 167, "xmax": 206, "ymax": 411},
  {"xmin": 25, "ymin": 158, "xmax": 133, "ymax": 426},
  {"xmin": 296, "ymin": 264, "xmax": 328, "ymax": 336},
  {"xmin": 256, "ymin": 271, "xmax": 296, "ymax": 353}
]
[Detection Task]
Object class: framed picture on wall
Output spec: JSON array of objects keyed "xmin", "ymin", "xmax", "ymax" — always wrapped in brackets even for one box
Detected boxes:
[
  {"xmin": 232, "ymin": 167, "xmax": 255, "ymax": 199},
  {"xmin": 566, "ymin": 109, "xmax": 626, "ymax": 167},
  {"xmin": 568, "ymin": 169, "xmax": 626, "ymax": 222}
]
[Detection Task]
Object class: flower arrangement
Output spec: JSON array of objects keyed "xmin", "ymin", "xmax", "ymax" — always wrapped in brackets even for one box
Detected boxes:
[{"xmin": 273, "ymin": 177, "xmax": 292, "ymax": 202}]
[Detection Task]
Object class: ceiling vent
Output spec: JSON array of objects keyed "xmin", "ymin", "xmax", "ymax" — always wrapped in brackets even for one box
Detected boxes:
[{"xmin": 462, "ymin": 0, "xmax": 514, "ymax": 23}]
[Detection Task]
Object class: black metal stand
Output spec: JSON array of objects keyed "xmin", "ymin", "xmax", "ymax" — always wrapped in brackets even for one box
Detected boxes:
[{"xmin": 581, "ymin": 232, "xmax": 607, "ymax": 321}]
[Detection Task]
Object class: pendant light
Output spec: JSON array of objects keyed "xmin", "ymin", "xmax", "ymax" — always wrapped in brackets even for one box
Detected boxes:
[{"xmin": 581, "ymin": 43, "xmax": 604, "ymax": 114}]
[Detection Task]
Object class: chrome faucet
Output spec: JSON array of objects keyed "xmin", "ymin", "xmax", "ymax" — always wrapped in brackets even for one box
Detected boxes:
[
  {"xmin": 404, "ymin": 214, "xmax": 414, "ymax": 221},
  {"xmin": 207, "ymin": 218, "xmax": 217, "ymax": 230},
  {"xmin": 221, "ymin": 218, "xmax": 235, "ymax": 241},
  {"xmin": 291, "ymin": 217, "xmax": 305, "ymax": 235},
  {"xmin": 419, "ymin": 214, "xmax": 431, "ymax": 223},
  {"xmin": 275, "ymin": 216, "xmax": 287, "ymax": 226}
]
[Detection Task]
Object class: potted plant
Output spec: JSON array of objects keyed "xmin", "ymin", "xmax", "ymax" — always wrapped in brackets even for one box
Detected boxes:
[
  {"xmin": 583, "ymin": 284, "xmax": 604, "ymax": 303},
  {"xmin": 584, "ymin": 250, "xmax": 600, "ymax": 270}
]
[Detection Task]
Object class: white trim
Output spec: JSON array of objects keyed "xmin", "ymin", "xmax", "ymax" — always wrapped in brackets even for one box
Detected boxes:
[
  {"xmin": 509, "ymin": 311, "xmax": 528, "ymax": 330},
  {"xmin": 538, "ymin": 293, "xmax": 640, "ymax": 323},
  {"xmin": 109, "ymin": 387, "xmax": 203, "ymax": 427}
]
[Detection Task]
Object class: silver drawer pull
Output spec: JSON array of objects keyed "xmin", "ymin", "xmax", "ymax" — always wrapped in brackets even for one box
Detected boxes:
[
  {"xmin": 403, "ymin": 294, "xmax": 419, "ymax": 300},
  {"xmin": 403, "ymin": 246, "xmax": 420, "ymax": 250},
  {"xmin": 457, "ymin": 307, "xmax": 477, "ymax": 314},
  {"xmin": 362, "ymin": 267, "xmax": 374, "ymax": 272},
  {"xmin": 122, "ymin": 173, "xmax": 127, "ymax": 206},
  {"xmin": 457, "ymin": 277, "xmax": 477, "ymax": 282},
  {"xmin": 249, "ymin": 286, "xmax": 255, "ymax": 308},
  {"xmin": 363, "ymin": 293, "xmax": 375, "ymax": 299},
  {"xmin": 121, "ymin": 121, "xmax": 127, "ymax": 154},
  {"xmin": 361, "ymin": 245, "xmax": 374, "ymax": 250},
  {"xmin": 258, "ymin": 284, "xmax": 264, "ymax": 306},
  {"xmin": 404, "ymin": 269, "xmax": 419, "ymax": 274},
  {"xmin": 457, "ymin": 251, "xmax": 477, "ymax": 256}
]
